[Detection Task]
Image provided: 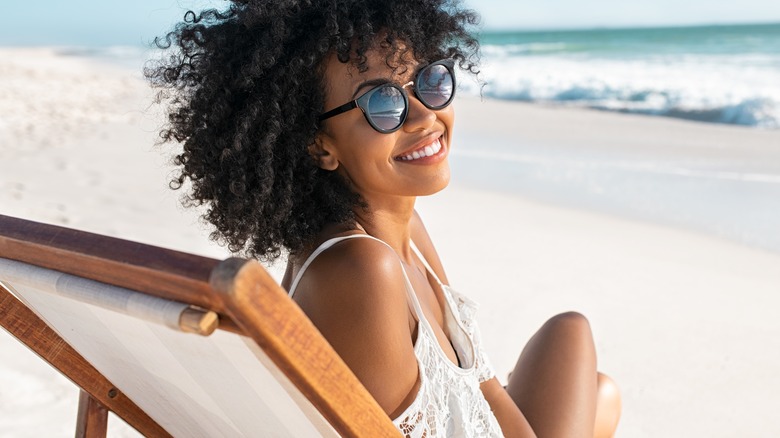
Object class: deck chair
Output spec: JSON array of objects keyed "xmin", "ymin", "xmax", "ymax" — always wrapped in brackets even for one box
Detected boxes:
[{"xmin": 0, "ymin": 214, "xmax": 399, "ymax": 437}]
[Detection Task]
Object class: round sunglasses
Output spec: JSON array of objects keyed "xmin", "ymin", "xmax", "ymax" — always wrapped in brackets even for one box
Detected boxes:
[{"xmin": 318, "ymin": 59, "xmax": 456, "ymax": 133}]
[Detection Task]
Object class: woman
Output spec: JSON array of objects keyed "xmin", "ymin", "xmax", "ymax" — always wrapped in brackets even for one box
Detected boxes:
[{"xmin": 147, "ymin": 1, "xmax": 621, "ymax": 436}]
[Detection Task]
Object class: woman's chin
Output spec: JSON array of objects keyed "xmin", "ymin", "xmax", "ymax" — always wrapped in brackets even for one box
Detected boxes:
[
  {"xmin": 410, "ymin": 175, "xmax": 451, "ymax": 197},
  {"xmin": 422, "ymin": 184, "xmax": 449, "ymax": 197}
]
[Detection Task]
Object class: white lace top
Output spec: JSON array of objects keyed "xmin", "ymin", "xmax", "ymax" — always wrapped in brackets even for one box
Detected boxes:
[{"xmin": 288, "ymin": 234, "xmax": 504, "ymax": 437}]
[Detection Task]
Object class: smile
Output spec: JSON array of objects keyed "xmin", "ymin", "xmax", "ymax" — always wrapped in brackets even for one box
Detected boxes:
[{"xmin": 397, "ymin": 138, "xmax": 443, "ymax": 161}]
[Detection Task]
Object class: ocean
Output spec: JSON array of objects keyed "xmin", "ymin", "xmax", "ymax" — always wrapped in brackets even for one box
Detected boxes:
[
  {"xmin": 35, "ymin": 22, "xmax": 780, "ymax": 128},
  {"xmin": 465, "ymin": 23, "xmax": 780, "ymax": 129},
  {"xmin": 449, "ymin": 25, "xmax": 780, "ymax": 256}
]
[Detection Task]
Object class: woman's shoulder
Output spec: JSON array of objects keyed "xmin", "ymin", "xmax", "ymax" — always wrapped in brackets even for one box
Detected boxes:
[
  {"xmin": 299, "ymin": 233, "xmax": 408, "ymax": 292},
  {"xmin": 294, "ymin": 235, "xmax": 412, "ymax": 331},
  {"xmin": 290, "ymin": 233, "xmax": 420, "ymax": 416}
]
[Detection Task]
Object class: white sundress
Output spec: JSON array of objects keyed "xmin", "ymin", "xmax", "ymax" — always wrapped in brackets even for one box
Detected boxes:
[{"xmin": 287, "ymin": 234, "xmax": 504, "ymax": 437}]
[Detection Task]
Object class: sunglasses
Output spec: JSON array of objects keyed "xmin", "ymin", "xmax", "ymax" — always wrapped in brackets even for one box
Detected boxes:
[{"xmin": 319, "ymin": 59, "xmax": 456, "ymax": 133}]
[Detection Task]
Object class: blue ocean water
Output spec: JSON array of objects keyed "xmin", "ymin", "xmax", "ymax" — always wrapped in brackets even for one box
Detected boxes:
[
  {"xmin": 464, "ymin": 23, "xmax": 780, "ymax": 128},
  {"xmin": 22, "ymin": 22, "xmax": 780, "ymax": 128}
]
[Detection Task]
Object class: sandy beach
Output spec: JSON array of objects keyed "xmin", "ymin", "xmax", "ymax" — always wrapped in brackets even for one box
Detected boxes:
[{"xmin": 2, "ymin": 48, "xmax": 780, "ymax": 437}]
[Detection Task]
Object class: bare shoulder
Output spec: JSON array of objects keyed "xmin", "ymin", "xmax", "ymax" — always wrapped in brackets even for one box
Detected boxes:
[
  {"xmin": 295, "ymin": 236, "xmax": 409, "ymax": 314},
  {"xmin": 410, "ymin": 209, "xmax": 449, "ymax": 284},
  {"xmin": 292, "ymin": 236, "xmax": 419, "ymax": 418}
]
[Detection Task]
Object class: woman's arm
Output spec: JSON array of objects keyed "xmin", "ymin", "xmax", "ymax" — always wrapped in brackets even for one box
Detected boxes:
[
  {"xmin": 481, "ymin": 377, "xmax": 537, "ymax": 437},
  {"xmin": 291, "ymin": 236, "xmax": 421, "ymax": 418}
]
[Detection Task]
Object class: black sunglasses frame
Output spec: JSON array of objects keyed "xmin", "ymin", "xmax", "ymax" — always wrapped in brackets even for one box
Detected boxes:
[{"xmin": 318, "ymin": 59, "xmax": 456, "ymax": 133}]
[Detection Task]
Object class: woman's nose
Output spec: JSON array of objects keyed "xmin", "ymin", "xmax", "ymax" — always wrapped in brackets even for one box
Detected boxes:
[{"xmin": 403, "ymin": 93, "xmax": 437, "ymax": 132}]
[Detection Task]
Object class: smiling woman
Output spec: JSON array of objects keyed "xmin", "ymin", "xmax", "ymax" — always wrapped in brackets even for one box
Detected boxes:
[
  {"xmin": 145, "ymin": 1, "xmax": 479, "ymax": 261},
  {"xmin": 145, "ymin": 1, "xmax": 620, "ymax": 436}
]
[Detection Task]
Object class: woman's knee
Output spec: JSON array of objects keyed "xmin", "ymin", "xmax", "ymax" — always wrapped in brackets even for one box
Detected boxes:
[
  {"xmin": 523, "ymin": 311, "xmax": 596, "ymax": 361},
  {"xmin": 541, "ymin": 311, "xmax": 593, "ymax": 339}
]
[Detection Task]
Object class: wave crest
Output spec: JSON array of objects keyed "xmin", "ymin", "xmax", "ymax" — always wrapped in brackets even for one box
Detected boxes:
[{"xmin": 463, "ymin": 45, "xmax": 780, "ymax": 129}]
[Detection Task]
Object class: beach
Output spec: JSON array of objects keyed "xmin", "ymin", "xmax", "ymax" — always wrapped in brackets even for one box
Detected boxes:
[{"xmin": 1, "ymin": 48, "xmax": 780, "ymax": 437}]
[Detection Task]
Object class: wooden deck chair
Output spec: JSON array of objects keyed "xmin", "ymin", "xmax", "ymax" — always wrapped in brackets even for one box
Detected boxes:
[{"xmin": 0, "ymin": 214, "xmax": 399, "ymax": 437}]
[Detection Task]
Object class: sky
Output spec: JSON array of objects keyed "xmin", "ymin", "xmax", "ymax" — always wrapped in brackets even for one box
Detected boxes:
[
  {"xmin": 469, "ymin": 0, "xmax": 780, "ymax": 30},
  {"xmin": 2, "ymin": 0, "xmax": 780, "ymax": 46}
]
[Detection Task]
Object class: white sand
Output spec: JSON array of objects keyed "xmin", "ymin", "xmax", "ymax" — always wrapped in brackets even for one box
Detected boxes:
[{"xmin": 2, "ymin": 48, "xmax": 779, "ymax": 437}]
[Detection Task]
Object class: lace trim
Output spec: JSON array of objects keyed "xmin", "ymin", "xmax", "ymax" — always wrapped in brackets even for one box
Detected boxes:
[
  {"xmin": 444, "ymin": 287, "xmax": 496, "ymax": 383},
  {"xmin": 392, "ymin": 287, "xmax": 502, "ymax": 437},
  {"xmin": 289, "ymin": 234, "xmax": 500, "ymax": 436}
]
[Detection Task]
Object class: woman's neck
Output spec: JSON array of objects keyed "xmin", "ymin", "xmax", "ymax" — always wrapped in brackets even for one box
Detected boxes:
[{"xmin": 354, "ymin": 196, "xmax": 416, "ymax": 261}]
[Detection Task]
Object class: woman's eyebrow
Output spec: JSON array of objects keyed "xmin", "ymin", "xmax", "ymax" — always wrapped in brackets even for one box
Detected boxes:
[{"xmin": 351, "ymin": 78, "xmax": 391, "ymax": 99}]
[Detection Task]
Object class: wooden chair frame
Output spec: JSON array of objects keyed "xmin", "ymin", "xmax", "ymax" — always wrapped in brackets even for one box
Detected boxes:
[{"xmin": 0, "ymin": 214, "xmax": 399, "ymax": 437}]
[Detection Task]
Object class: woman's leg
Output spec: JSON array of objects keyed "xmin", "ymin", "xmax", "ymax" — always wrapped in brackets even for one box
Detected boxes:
[{"xmin": 505, "ymin": 312, "xmax": 598, "ymax": 437}]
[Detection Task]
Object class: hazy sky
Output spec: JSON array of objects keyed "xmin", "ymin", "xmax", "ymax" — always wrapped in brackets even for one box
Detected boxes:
[
  {"xmin": 470, "ymin": 0, "xmax": 780, "ymax": 30},
  {"xmin": 2, "ymin": 0, "xmax": 780, "ymax": 46}
]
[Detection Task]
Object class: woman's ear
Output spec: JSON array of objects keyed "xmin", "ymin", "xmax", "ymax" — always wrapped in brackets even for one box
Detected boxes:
[{"xmin": 308, "ymin": 133, "xmax": 339, "ymax": 171}]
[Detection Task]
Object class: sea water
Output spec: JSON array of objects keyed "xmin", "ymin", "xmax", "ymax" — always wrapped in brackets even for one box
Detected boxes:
[
  {"xmin": 463, "ymin": 23, "xmax": 780, "ymax": 129},
  {"xmin": 42, "ymin": 23, "xmax": 780, "ymax": 128},
  {"xmin": 447, "ymin": 24, "xmax": 780, "ymax": 254}
]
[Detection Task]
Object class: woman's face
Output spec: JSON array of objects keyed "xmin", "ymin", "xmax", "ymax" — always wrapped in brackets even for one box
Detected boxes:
[{"xmin": 316, "ymin": 48, "xmax": 454, "ymax": 205}]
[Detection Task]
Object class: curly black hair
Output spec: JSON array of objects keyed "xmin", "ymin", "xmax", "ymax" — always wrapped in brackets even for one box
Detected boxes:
[{"xmin": 146, "ymin": 0, "xmax": 480, "ymax": 261}]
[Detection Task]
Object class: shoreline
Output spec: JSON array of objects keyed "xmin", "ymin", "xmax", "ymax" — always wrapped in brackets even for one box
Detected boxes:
[{"xmin": 451, "ymin": 95, "xmax": 780, "ymax": 255}]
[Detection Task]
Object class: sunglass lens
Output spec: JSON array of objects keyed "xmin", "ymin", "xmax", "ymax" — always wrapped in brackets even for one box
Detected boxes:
[
  {"xmin": 367, "ymin": 85, "xmax": 407, "ymax": 131},
  {"xmin": 416, "ymin": 64, "xmax": 454, "ymax": 109}
]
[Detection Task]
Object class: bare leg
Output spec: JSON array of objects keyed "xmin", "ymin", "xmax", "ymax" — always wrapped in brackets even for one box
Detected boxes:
[
  {"xmin": 505, "ymin": 312, "xmax": 598, "ymax": 437},
  {"xmin": 593, "ymin": 373, "xmax": 622, "ymax": 438}
]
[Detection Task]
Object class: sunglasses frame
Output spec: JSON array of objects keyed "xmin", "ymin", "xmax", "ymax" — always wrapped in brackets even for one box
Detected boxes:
[{"xmin": 318, "ymin": 59, "xmax": 456, "ymax": 133}]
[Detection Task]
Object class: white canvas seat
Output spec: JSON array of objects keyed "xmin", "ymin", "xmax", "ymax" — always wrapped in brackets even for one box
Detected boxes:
[{"xmin": 0, "ymin": 214, "xmax": 399, "ymax": 437}]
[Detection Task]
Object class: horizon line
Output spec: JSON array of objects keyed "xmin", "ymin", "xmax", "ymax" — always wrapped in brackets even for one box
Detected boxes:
[{"xmin": 481, "ymin": 20, "xmax": 780, "ymax": 33}]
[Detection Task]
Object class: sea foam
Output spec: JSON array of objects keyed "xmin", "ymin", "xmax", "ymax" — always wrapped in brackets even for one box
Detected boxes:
[{"xmin": 465, "ymin": 25, "xmax": 780, "ymax": 129}]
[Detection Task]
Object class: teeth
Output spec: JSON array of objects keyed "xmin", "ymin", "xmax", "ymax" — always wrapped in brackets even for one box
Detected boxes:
[{"xmin": 400, "ymin": 139, "xmax": 442, "ymax": 161}]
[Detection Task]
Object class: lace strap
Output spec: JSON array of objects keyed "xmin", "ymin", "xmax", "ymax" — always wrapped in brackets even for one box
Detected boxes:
[{"xmin": 409, "ymin": 240, "xmax": 445, "ymax": 286}]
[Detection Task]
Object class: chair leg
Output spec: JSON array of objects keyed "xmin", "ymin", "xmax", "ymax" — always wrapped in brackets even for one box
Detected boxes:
[
  {"xmin": 0, "ymin": 284, "xmax": 170, "ymax": 437},
  {"xmin": 75, "ymin": 390, "xmax": 108, "ymax": 438}
]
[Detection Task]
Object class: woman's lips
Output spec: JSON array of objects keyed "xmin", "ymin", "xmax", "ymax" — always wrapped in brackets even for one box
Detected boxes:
[{"xmin": 396, "ymin": 137, "xmax": 444, "ymax": 161}]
